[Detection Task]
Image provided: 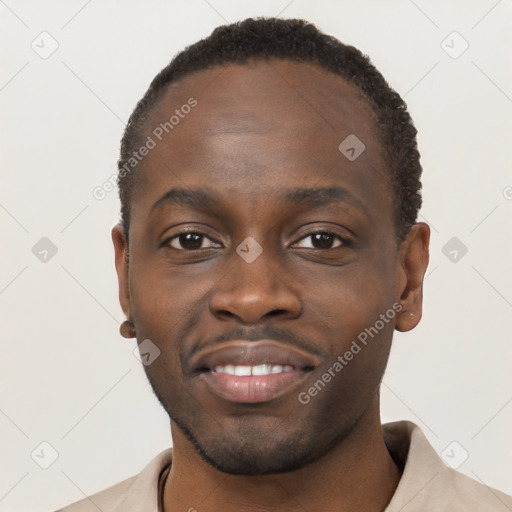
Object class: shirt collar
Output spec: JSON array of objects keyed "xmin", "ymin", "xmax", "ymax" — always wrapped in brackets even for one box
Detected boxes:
[
  {"xmin": 111, "ymin": 421, "xmax": 446, "ymax": 512},
  {"xmin": 383, "ymin": 420, "xmax": 448, "ymax": 511}
]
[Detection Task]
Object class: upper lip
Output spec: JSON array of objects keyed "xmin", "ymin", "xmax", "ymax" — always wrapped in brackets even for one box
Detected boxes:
[{"xmin": 190, "ymin": 340, "xmax": 319, "ymax": 373}]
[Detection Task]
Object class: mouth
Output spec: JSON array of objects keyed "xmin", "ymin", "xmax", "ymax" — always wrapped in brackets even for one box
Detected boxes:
[
  {"xmin": 212, "ymin": 363, "xmax": 295, "ymax": 376},
  {"xmin": 191, "ymin": 340, "xmax": 318, "ymax": 404}
]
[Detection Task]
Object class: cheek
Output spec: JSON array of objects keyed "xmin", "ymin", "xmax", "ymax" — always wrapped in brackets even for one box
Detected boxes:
[
  {"xmin": 127, "ymin": 255, "xmax": 231, "ymax": 372},
  {"xmin": 128, "ymin": 259, "xmax": 205, "ymax": 340},
  {"xmin": 301, "ymin": 258, "xmax": 398, "ymax": 370},
  {"xmin": 302, "ymin": 271, "xmax": 395, "ymax": 413},
  {"xmin": 306, "ymin": 258, "xmax": 395, "ymax": 320},
  {"xmin": 128, "ymin": 271, "xmax": 205, "ymax": 393}
]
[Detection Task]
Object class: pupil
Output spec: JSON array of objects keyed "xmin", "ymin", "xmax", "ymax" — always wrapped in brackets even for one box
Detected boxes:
[
  {"xmin": 313, "ymin": 233, "xmax": 333, "ymax": 249},
  {"xmin": 180, "ymin": 233, "xmax": 202, "ymax": 249}
]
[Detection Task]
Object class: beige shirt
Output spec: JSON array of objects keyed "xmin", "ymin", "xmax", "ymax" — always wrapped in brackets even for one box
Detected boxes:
[{"xmin": 56, "ymin": 421, "xmax": 512, "ymax": 511}]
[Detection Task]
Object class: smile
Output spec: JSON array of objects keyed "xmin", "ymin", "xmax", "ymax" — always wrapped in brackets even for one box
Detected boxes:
[
  {"xmin": 212, "ymin": 364, "xmax": 295, "ymax": 376},
  {"xmin": 190, "ymin": 340, "xmax": 318, "ymax": 404}
]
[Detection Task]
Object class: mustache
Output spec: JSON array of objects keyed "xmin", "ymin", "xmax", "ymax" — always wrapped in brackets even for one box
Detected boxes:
[{"xmin": 185, "ymin": 324, "xmax": 326, "ymax": 362}]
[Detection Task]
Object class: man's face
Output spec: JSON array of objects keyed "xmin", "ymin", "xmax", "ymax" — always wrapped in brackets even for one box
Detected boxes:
[{"xmin": 114, "ymin": 61, "xmax": 421, "ymax": 475}]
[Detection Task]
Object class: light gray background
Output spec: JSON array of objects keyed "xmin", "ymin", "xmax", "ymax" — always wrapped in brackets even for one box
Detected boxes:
[{"xmin": 1, "ymin": 1, "xmax": 511, "ymax": 510}]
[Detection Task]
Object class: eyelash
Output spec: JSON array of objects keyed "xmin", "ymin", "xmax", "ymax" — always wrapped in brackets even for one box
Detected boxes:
[
  {"xmin": 163, "ymin": 229, "xmax": 352, "ymax": 251},
  {"xmin": 293, "ymin": 229, "xmax": 352, "ymax": 249}
]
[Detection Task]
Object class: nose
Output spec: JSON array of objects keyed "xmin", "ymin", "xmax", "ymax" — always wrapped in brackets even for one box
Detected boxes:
[{"xmin": 209, "ymin": 252, "xmax": 302, "ymax": 325}]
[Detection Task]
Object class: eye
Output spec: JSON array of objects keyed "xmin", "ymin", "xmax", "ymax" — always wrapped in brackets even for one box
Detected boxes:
[
  {"xmin": 292, "ymin": 231, "xmax": 350, "ymax": 250},
  {"xmin": 166, "ymin": 232, "xmax": 221, "ymax": 251}
]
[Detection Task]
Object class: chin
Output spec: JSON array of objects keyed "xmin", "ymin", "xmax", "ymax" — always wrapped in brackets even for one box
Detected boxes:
[
  {"xmin": 173, "ymin": 414, "xmax": 339, "ymax": 476},
  {"xmin": 193, "ymin": 441, "xmax": 318, "ymax": 476}
]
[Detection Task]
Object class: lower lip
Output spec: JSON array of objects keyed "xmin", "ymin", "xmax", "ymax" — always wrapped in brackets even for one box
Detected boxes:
[{"xmin": 200, "ymin": 370, "xmax": 307, "ymax": 404}]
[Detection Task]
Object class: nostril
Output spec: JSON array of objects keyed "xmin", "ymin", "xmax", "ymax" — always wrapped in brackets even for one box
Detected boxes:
[
  {"xmin": 216, "ymin": 310, "xmax": 237, "ymax": 319},
  {"xmin": 267, "ymin": 309, "xmax": 288, "ymax": 317}
]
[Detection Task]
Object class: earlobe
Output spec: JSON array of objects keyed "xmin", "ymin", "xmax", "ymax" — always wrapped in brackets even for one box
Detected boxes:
[
  {"xmin": 112, "ymin": 224, "xmax": 131, "ymax": 322},
  {"xmin": 395, "ymin": 222, "xmax": 430, "ymax": 333}
]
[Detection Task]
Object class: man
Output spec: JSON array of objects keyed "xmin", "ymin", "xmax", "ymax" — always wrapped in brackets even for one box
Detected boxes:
[{"xmin": 58, "ymin": 17, "xmax": 512, "ymax": 512}]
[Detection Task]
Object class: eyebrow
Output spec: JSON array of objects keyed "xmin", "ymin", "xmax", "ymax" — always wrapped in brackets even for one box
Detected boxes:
[
  {"xmin": 150, "ymin": 186, "xmax": 367, "ymax": 216},
  {"xmin": 150, "ymin": 188, "xmax": 220, "ymax": 214},
  {"xmin": 283, "ymin": 186, "xmax": 367, "ymax": 213}
]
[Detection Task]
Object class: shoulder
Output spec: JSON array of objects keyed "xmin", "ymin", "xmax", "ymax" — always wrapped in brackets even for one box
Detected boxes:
[
  {"xmin": 55, "ymin": 475, "xmax": 138, "ymax": 512},
  {"xmin": 441, "ymin": 467, "xmax": 512, "ymax": 511},
  {"xmin": 383, "ymin": 421, "xmax": 512, "ymax": 512},
  {"xmin": 55, "ymin": 448, "xmax": 173, "ymax": 512}
]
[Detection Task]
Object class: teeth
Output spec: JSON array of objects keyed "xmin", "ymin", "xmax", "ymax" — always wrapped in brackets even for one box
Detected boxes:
[
  {"xmin": 234, "ymin": 366, "xmax": 251, "ymax": 376},
  {"xmin": 213, "ymin": 364, "xmax": 294, "ymax": 376},
  {"xmin": 224, "ymin": 364, "xmax": 235, "ymax": 375},
  {"xmin": 252, "ymin": 364, "xmax": 272, "ymax": 376}
]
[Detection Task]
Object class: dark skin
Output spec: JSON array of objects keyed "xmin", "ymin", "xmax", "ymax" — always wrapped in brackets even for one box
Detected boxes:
[{"xmin": 112, "ymin": 60, "xmax": 430, "ymax": 512}]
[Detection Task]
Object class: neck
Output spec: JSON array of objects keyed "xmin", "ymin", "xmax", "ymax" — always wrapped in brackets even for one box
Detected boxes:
[{"xmin": 162, "ymin": 398, "xmax": 401, "ymax": 512}]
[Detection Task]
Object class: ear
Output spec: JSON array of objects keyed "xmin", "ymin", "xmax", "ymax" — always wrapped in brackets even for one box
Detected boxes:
[
  {"xmin": 395, "ymin": 222, "xmax": 430, "ymax": 332},
  {"xmin": 112, "ymin": 224, "xmax": 131, "ymax": 321}
]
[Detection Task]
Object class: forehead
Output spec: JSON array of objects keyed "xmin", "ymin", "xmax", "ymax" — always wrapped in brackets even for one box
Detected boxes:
[
  {"xmin": 146, "ymin": 59, "xmax": 380, "ymax": 147},
  {"xmin": 131, "ymin": 60, "xmax": 392, "ymax": 224}
]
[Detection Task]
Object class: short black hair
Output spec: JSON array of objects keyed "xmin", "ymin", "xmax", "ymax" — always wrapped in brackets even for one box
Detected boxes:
[{"xmin": 118, "ymin": 17, "xmax": 422, "ymax": 241}]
